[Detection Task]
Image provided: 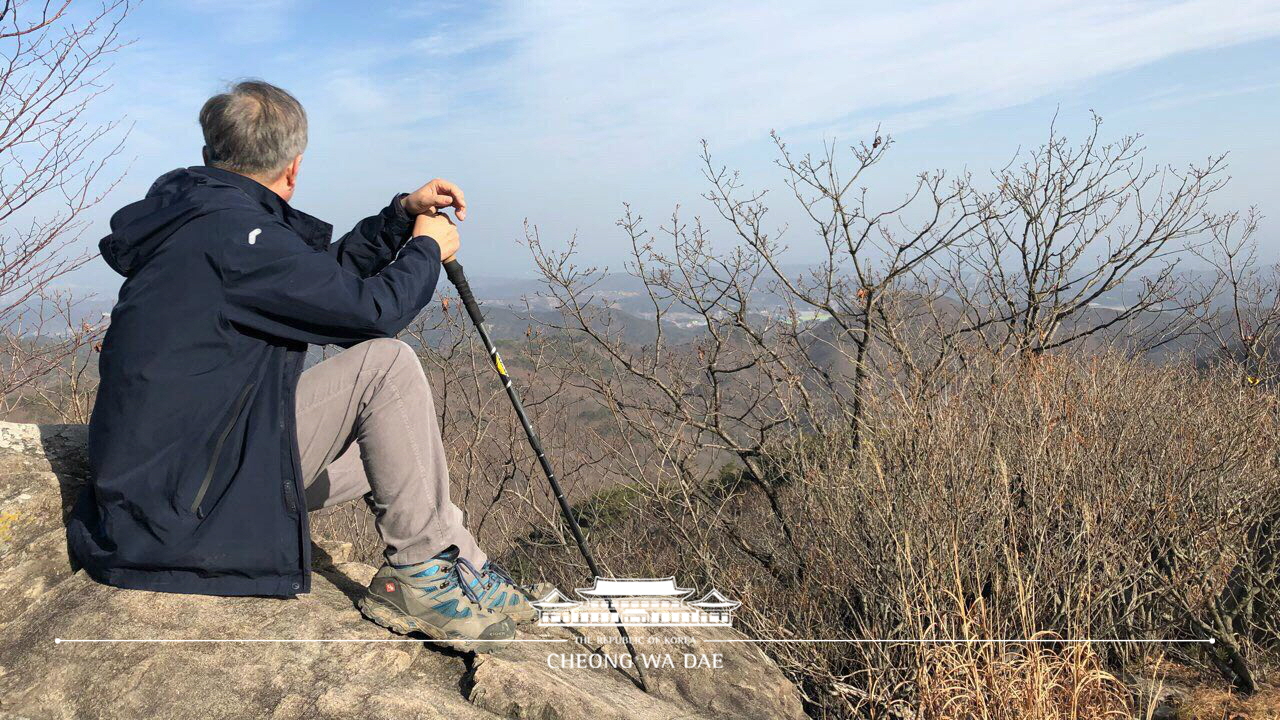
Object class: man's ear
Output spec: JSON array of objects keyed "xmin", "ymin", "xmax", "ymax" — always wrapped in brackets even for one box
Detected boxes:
[
  {"xmin": 284, "ymin": 154, "xmax": 302, "ymax": 190},
  {"xmin": 202, "ymin": 146, "xmax": 213, "ymax": 165}
]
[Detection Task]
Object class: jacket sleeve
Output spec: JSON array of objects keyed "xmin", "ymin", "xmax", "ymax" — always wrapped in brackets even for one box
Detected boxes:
[
  {"xmin": 220, "ymin": 217, "xmax": 442, "ymax": 346},
  {"xmin": 327, "ymin": 194, "xmax": 415, "ymax": 278}
]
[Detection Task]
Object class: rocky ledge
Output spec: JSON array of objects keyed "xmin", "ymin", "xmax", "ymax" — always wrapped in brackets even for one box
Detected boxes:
[{"xmin": 0, "ymin": 422, "xmax": 805, "ymax": 719}]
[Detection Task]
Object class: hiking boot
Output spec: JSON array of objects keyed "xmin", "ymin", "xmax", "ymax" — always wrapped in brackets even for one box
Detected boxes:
[
  {"xmin": 468, "ymin": 561, "xmax": 549, "ymax": 625},
  {"xmin": 358, "ymin": 549, "xmax": 516, "ymax": 653}
]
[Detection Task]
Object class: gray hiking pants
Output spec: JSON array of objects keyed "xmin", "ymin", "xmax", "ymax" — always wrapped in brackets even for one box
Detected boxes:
[{"xmin": 295, "ymin": 338, "xmax": 486, "ymax": 567}]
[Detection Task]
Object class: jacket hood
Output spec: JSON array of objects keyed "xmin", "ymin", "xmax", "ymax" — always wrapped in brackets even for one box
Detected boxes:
[{"xmin": 99, "ymin": 166, "xmax": 331, "ymax": 277}]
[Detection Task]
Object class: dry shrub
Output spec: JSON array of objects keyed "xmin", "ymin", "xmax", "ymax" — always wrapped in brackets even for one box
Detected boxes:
[
  {"xmin": 912, "ymin": 634, "xmax": 1138, "ymax": 720},
  {"xmin": 505, "ymin": 349, "xmax": 1279, "ymax": 717},
  {"xmin": 1173, "ymin": 686, "xmax": 1280, "ymax": 720},
  {"xmin": 308, "ymin": 498, "xmax": 381, "ymax": 564}
]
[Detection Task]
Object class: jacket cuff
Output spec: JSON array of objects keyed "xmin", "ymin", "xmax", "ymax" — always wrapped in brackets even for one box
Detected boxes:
[
  {"xmin": 391, "ymin": 193, "xmax": 411, "ymax": 218},
  {"xmin": 409, "ymin": 234, "xmax": 442, "ymax": 261},
  {"xmin": 388, "ymin": 193, "xmax": 413, "ymax": 237}
]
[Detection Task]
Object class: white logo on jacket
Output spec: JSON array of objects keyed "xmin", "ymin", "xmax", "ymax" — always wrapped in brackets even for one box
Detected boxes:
[{"xmin": 248, "ymin": 228, "xmax": 261, "ymax": 245}]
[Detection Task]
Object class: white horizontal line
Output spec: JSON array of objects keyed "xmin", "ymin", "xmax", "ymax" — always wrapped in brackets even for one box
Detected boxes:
[
  {"xmin": 537, "ymin": 617, "xmax": 732, "ymax": 622},
  {"xmin": 704, "ymin": 638, "xmax": 1215, "ymax": 644},
  {"xmin": 54, "ymin": 637, "xmax": 1214, "ymax": 645},
  {"xmin": 55, "ymin": 638, "xmax": 568, "ymax": 644}
]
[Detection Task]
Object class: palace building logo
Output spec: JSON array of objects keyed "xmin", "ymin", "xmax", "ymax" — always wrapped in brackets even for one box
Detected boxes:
[{"xmin": 531, "ymin": 577, "xmax": 741, "ymax": 627}]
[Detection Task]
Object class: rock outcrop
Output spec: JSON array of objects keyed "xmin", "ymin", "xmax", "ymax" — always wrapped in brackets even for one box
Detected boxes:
[{"xmin": 0, "ymin": 422, "xmax": 805, "ymax": 719}]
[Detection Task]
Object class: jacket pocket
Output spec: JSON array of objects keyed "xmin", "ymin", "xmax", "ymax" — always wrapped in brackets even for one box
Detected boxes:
[{"xmin": 190, "ymin": 382, "xmax": 255, "ymax": 517}]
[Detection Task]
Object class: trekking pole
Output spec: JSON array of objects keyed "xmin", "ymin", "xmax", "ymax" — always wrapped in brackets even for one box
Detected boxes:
[{"xmin": 442, "ymin": 259, "xmax": 649, "ymax": 692}]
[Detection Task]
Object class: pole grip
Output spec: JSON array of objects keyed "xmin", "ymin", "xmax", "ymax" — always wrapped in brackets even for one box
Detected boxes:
[{"xmin": 443, "ymin": 259, "xmax": 485, "ymax": 324}]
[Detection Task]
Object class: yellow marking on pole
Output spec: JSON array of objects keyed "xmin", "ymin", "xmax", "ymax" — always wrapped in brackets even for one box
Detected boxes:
[{"xmin": 494, "ymin": 353, "xmax": 507, "ymax": 376}]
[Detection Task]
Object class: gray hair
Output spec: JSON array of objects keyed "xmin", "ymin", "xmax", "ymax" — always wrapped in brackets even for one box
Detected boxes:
[{"xmin": 199, "ymin": 80, "xmax": 307, "ymax": 177}]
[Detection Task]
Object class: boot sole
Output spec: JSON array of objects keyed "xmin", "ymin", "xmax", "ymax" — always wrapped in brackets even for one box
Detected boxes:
[{"xmin": 358, "ymin": 594, "xmax": 512, "ymax": 654}]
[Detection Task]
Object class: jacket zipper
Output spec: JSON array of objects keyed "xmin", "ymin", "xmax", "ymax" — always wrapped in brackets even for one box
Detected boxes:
[
  {"xmin": 191, "ymin": 382, "xmax": 255, "ymax": 517},
  {"xmin": 284, "ymin": 351, "xmax": 310, "ymax": 593}
]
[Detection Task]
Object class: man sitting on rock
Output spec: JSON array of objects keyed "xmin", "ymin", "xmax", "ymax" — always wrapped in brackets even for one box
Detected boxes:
[{"xmin": 67, "ymin": 80, "xmax": 532, "ymax": 652}]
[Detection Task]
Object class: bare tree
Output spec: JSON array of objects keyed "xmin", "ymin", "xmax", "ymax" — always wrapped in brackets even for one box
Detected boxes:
[
  {"xmin": 6, "ymin": 291, "xmax": 99, "ymax": 420},
  {"xmin": 939, "ymin": 113, "xmax": 1228, "ymax": 357},
  {"xmin": 1188, "ymin": 207, "xmax": 1280, "ymax": 381},
  {"xmin": 0, "ymin": 0, "xmax": 129, "ymax": 403},
  {"xmin": 707, "ymin": 133, "xmax": 990, "ymax": 446},
  {"xmin": 524, "ymin": 130, "xmax": 993, "ymax": 589}
]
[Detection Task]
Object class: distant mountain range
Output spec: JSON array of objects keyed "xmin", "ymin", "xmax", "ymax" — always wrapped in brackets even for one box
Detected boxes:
[{"xmin": 22, "ymin": 266, "xmax": 1231, "ymax": 350}]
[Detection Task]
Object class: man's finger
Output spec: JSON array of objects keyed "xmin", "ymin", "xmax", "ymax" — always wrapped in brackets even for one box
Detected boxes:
[
  {"xmin": 432, "ymin": 179, "xmax": 467, "ymax": 221},
  {"xmin": 451, "ymin": 188, "xmax": 467, "ymax": 221}
]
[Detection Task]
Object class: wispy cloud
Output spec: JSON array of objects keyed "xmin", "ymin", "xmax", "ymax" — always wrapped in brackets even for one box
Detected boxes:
[
  {"xmin": 112, "ymin": 0, "xmax": 1280, "ymax": 170},
  {"xmin": 1124, "ymin": 79, "xmax": 1280, "ymax": 114},
  {"xmin": 426, "ymin": 0, "xmax": 1280, "ymax": 157}
]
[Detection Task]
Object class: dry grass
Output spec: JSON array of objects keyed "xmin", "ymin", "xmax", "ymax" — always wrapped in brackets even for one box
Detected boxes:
[
  {"xmin": 912, "ymin": 634, "xmax": 1141, "ymax": 720},
  {"xmin": 1169, "ymin": 686, "xmax": 1280, "ymax": 719}
]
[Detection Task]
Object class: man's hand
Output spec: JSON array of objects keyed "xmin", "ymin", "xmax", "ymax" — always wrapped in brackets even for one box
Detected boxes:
[
  {"xmin": 414, "ymin": 210, "xmax": 460, "ymax": 263},
  {"xmin": 402, "ymin": 178, "xmax": 467, "ymax": 221}
]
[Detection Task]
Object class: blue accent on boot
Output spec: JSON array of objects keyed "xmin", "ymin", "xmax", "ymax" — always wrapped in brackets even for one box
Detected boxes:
[
  {"xmin": 472, "ymin": 560, "xmax": 534, "ymax": 612},
  {"xmin": 390, "ymin": 547, "xmax": 482, "ymax": 607}
]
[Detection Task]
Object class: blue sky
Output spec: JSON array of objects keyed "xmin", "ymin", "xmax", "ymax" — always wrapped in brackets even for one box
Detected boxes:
[{"xmin": 67, "ymin": 0, "xmax": 1280, "ymax": 291}]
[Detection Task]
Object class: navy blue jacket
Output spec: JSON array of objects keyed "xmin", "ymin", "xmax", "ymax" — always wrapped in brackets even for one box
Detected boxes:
[{"xmin": 67, "ymin": 166, "xmax": 442, "ymax": 597}]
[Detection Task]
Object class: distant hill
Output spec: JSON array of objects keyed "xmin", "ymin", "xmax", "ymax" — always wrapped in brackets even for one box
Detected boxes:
[{"xmin": 36, "ymin": 266, "xmax": 1235, "ymax": 362}]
